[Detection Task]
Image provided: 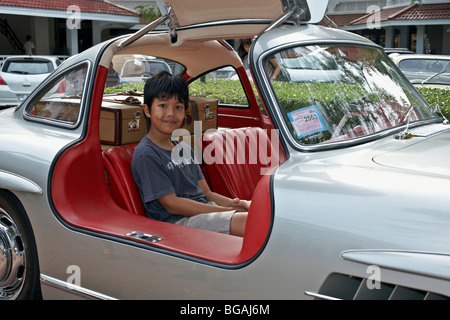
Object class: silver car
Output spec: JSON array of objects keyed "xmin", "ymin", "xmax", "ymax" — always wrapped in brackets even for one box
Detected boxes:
[
  {"xmin": 1, "ymin": 0, "xmax": 450, "ymax": 303},
  {"xmin": 0, "ymin": 55, "xmax": 60, "ymax": 107}
]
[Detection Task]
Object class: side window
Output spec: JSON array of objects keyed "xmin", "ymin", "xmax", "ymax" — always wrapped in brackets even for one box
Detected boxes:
[
  {"xmin": 189, "ymin": 67, "xmax": 250, "ymax": 108},
  {"xmin": 24, "ymin": 64, "xmax": 88, "ymax": 125}
]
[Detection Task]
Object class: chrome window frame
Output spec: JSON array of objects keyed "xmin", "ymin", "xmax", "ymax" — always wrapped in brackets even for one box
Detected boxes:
[{"xmin": 22, "ymin": 60, "xmax": 91, "ymax": 130}]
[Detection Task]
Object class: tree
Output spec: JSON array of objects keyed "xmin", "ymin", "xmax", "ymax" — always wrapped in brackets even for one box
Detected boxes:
[{"xmin": 135, "ymin": 4, "xmax": 162, "ymax": 22}]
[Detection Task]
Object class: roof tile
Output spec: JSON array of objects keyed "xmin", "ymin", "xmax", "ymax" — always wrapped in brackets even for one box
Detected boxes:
[{"xmin": 0, "ymin": 0, "xmax": 136, "ymax": 16}]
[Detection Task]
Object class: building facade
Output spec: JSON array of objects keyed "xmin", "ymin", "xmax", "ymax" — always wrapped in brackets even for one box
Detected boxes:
[
  {"xmin": 0, "ymin": 0, "xmax": 139, "ymax": 56},
  {"xmin": 326, "ymin": 0, "xmax": 450, "ymax": 54},
  {"xmin": 1, "ymin": 0, "xmax": 450, "ymax": 56}
]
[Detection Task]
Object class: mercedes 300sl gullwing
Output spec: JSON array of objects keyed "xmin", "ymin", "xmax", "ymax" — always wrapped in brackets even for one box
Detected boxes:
[{"xmin": 1, "ymin": 0, "xmax": 450, "ymax": 300}]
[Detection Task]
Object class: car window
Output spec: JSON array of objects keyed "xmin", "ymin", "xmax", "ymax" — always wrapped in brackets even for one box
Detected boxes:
[
  {"xmin": 24, "ymin": 64, "xmax": 88, "ymax": 125},
  {"xmin": 3, "ymin": 59, "xmax": 55, "ymax": 74},
  {"xmin": 189, "ymin": 67, "xmax": 251, "ymax": 108},
  {"xmin": 104, "ymin": 54, "xmax": 185, "ymax": 91},
  {"xmin": 399, "ymin": 59, "xmax": 450, "ymax": 73}
]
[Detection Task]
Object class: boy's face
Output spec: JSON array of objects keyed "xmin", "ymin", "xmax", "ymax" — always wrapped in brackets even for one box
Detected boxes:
[{"xmin": 144, "ymin": 96, "xmax": 185, "ymax": 136}]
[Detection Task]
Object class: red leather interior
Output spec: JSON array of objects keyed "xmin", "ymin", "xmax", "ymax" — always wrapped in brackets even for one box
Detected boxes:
[
  {"xmin": 103, "ymin": 127, "xmax": 284, "ymax": 218},
  {"xmin": 103, "ymin": 143, "xmax": 147, "ymax": 216},
  {"xmin": 100, "ymin": 133, "xmax": 275, "ymax": 262},
  {"xmin": 51, "ymin": 65, "xmax": 274, "ymax": 264},
  {"xmin": 202, "ymin": 127, "xmax": 285, "ymax": 200}
]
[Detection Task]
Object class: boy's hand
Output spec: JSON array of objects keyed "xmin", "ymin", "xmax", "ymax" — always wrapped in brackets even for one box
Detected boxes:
[{"xmin": 231, "ymin": 198, "xmax": 251, "ymax": 212}]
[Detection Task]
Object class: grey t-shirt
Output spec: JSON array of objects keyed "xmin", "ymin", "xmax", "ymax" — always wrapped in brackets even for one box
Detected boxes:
[{"xmin": 131, "ymin": 136, "xmax": 206, "ymax": 223}]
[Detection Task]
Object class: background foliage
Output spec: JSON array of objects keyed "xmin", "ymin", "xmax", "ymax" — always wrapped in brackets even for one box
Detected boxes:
[{"xmin": 104, "ymin": 80, "xmax": 450, "ymax": 120}]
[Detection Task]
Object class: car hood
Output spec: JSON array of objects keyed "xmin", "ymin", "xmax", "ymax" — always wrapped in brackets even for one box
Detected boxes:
[{"xmin": 372, "ymin": 127, "xmax": 450, "ymax": 178}]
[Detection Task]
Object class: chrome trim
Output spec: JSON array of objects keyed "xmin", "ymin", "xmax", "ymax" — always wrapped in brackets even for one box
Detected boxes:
[
  {"xmin": 40, "ymin": 274, "xmax": 118, "ymax": 300},
  {"xmin": 340, "ymin": 249, "xmax": 450, "ymax": 282},
  {"xmin": 304, "ymin": 291, "xmax": 341, "ymax": 300},
  {"xmin": 259, "ymin": 6, "xmax": 297, "ymax": 36},
  {"xmin": 218, "ymin": 114, "xmax": 259, "ymax": 121},
  {"xmin": 127, "ymin": 231, "xmax": 163, "ymax": 243},
  {"xmin": 0, "ymin": 170, "xmax": 42, "ymax": 194},
  {"xmin": 177, "ymin": 19, "xmax": 274, "ymax": 31},
  {"xmin": 118, "ymin": 14, "xmax": 170, "ymax": 49}
]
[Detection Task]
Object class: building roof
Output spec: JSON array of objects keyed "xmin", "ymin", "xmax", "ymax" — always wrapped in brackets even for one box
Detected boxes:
[
  {"xmin": 0, "ymin": 0, "xmax": 137, "ymax": 16},
  {"xmin": 349, "ymin": 3, "xmax": 450, "ymax": 26},
  {"xmin": 395, "ymin": 3, "xmax": 450, "ymax": 21},
  {"xmin": 322, "ymin": 13, "xmax": 366, "ymax": 27}
]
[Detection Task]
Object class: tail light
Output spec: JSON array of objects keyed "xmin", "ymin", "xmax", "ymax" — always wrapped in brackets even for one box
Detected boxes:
[
  {"xmin": 57, "ymin": 79, "xmax": 66, "ymax": 93},
  {"xmin": 0, "ymin": 76, "xmax": 7, "ymax": 85}
]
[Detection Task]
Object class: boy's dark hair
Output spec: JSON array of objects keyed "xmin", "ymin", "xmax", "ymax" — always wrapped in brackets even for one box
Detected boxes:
[{"xmin": 143, "ymin": 70, "xmax": 189, "ymax": 110}]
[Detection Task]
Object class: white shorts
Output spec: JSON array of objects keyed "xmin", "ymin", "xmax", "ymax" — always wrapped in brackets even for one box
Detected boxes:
[{"xmin": 174, "ymin": 202, "xmax": 236, "ymax": 234}]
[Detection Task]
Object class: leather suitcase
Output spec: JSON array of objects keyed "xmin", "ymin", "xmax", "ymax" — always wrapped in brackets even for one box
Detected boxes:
[
  {"xmin": 180, "ymin": 96, "xmax": 218, "ymax": 134},
  {"xmin": 100, "ymin": 95, "xmax": 148, "ymax": 145}
]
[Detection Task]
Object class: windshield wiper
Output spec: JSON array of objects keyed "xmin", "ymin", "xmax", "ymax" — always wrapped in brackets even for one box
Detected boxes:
[
  {"xmin": 396, "ymin": 105, "xmax": 415, "ymax": 139},
  {"xmin": 421, "ymin": 70, "xmax": 445, "ymax": 85}
]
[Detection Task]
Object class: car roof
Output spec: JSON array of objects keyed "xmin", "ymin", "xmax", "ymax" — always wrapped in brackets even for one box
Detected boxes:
[
  {"xmin": 253, "ymin": 23, "xmax": 377, "ymax": 54},
  {"xmin": 3, "ymin": 55, "xmax": 60, "ymax": 62},
  {"xmin": 390, "ymin": 54, "xmax": 450, "ymax": 62}
]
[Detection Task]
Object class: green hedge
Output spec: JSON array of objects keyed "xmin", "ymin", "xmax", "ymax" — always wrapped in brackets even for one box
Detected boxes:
[
  {"xmin": 415, "ymin": 87, "xmax": 450, "ymax": 119},
  {"xmin": 104, "ymin": 80, "xmax": 450, "ymax": 120}
]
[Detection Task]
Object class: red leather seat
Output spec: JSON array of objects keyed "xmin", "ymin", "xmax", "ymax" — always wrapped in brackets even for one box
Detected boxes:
[
  {"xmin": 102, "ymin": 127, "xmax": 285, "ymax": 217},
  {"xmin": 102, "ymin": 143, "xmax": 147, "ymax": 216},
  {"xmin": 202, "ymin": 127, "xmax": 285, "ymax": 200}
]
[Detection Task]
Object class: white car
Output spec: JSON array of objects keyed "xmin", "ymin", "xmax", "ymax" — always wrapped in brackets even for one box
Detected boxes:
[
  {"xmin": 0, "ymin": 55, "xmax": 61, "ymax": 107},
  {"xmin": 118, "ymin": 55, "xmax": 172, "ymax": 84},
  {"xmin": 390, "ymin": 53, "xmax": 450, "ymax": 88}
]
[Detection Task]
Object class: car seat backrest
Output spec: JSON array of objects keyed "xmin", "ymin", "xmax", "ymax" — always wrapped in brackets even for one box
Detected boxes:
[
  {"xmin": 102, "ymin": 143, "xmax": 147, "ymax": 216},
  {"xmin": 202, "ymin": 127, "xmax": 285, "ymax": 200},
  {"xmin": 102, "ymin": 127, "xmax": 285, "ymax": 216}
]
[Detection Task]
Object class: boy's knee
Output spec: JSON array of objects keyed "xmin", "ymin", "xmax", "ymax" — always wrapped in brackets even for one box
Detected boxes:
[{"xmin": 230, "ymin": 212, "xmax": 247, "ymax": 237}]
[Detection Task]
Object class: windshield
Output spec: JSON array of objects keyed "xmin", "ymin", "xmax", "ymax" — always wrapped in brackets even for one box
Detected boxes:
[{"xmin": 265, "ymin": 45, "xmax": 438, "ymax": 146}]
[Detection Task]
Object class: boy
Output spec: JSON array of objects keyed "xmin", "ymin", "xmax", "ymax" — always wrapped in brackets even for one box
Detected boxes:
[{"xmin": 131, "ymin": 71, "xmax": 249, "ymax": 237}]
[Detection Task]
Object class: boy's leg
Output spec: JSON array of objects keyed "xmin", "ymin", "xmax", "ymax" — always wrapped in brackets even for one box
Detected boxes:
[{"xmin": 230, "ymin": 212, "xmax": 247, "ymax": 237}]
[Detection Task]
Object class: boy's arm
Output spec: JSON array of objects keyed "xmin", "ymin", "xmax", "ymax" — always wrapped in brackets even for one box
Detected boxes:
[
  {"xmin": 198, "ymin": 179, "xmax": 251, "ymax": 212},
  {"xmin": 157, "ymin": 192, "xmax": 232, "ymax": 217},
  {"xmin": 157, "ymin": 179, "xmax": 251, "ymax": 216}
]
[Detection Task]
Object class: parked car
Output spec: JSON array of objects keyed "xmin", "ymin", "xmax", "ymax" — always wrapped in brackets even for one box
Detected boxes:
[
  {"xmin": 1, "ymin": 0, "xmax": 450, "ymax": 301},
  {"xmin": 384, "ymin": 48, "xmax": 414, "ymax": 55},
  {"xmin": 390, "ymin": 53, "xmax": 450, "ymax": 88},
  {"xmin": 118, "ymin": 54, "xmax": 172, "ymax": 84},
  {"xmin": 0, "ymin": 55, "xmax": 60, "ymax": 107},
  {"xmin": 206, "ymin": 66, "xmax": 237, "ymax": 80}
]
